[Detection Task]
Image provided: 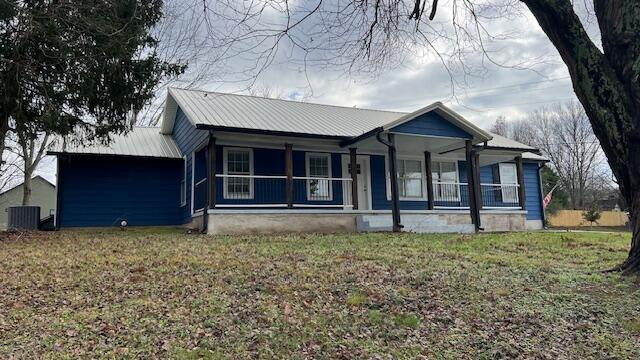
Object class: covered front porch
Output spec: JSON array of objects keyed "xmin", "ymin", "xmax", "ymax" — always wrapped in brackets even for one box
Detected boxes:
[{"xmin": 189, "ymin": 127, "xmax": 533, "ymax": 234}]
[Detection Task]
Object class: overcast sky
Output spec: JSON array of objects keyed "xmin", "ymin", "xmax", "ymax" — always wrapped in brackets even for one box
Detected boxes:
[
  {"xmin": 37, "ymin": 0, "xmax": 599, "ymax": 183},
  {"xmin": 148, "ymin": 0, "xmax": 597, "ymax": 129}
]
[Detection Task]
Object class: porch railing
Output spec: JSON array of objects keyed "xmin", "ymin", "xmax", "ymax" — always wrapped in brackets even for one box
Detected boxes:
[
  {"xmin": 202, "ymin": 174, "xmax": 353, "ymax": 208},
  {"xmin": 433, "ymin": 182, "xmax": 469, "ymax": 209},
  {"xmin": 194, "ymin": 176, "xmax": 520, "ymax": 211},
  {"xmin": 480, "ymin": 183, "xmax": 521, "ymax": 209},
  {"xmin": 432, "ymin": 182, "xmax": 522, "ymax": 209}
]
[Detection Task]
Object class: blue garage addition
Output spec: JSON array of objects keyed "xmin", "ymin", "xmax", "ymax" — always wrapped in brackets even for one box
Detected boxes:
[{"xmin": 57, "ymin": 155, "xmax": 183, "ymax": 227}]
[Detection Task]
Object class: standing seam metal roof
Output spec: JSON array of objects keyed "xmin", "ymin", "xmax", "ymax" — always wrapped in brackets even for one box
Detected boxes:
[
  {"xmin": 164, "ymin": 88, "xmax": 406, "ymax": 137},
  {"xmin": 49, "ymin": 127, "xmax": 182, "ymax": 159}
]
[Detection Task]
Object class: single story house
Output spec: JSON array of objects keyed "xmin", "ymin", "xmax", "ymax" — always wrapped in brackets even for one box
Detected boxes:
[
  {"xmin": 49, "ymin": 89, "xmax": 547, "ymax": 234},
  {"xmin": 0, "ymin": 175, "xmax": 56, "ymax": 229}
]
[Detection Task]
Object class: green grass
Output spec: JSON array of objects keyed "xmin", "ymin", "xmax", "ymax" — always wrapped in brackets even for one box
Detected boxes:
[{"xmin": 0, "ymin": 229, "xmax": 639, "ymax": 358}]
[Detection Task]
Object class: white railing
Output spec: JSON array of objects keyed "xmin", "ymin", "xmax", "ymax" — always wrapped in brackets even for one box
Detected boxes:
[
  {"xmin": 480, "ymin": 183, "xmax": 521, "ymax": 209},
  {"xmin": 206, "ymin": 174, "xmax": 353, "ymax": 208},
  {"xmin": 432, "ymin": 182, "xmax": 522, "ymax": 209},
  {"xmin": 433, "ymin": 182, "xmax": 469, "ymax": 208}
]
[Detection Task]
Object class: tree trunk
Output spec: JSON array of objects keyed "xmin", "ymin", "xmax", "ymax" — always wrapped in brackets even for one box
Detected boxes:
[
  {"xmin": 522, "ymin": 0, "xmax": 640, "ymax": 272},
  {"xmin": 0, "ymin": 115, "xmax": 8, "ymax": 174},
  {"xmin": 22, "ymin": 170, "xmax": 32, "ymax": 205},
  {"xmin": 613, "ymin": 190, "xmax": 640, "ymax": 273}
]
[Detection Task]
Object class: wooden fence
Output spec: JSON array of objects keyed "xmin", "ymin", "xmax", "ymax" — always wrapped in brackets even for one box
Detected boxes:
[{"xmin": 548, "ymin": 210, "xmax": 629, "ymax": 227}]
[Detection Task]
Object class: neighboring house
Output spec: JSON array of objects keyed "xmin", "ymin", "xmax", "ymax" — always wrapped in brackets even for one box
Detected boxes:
[
  {"xmin": 49, "ymin": 89, "xmax": 548, "ymax": 234},
  {"xmin": 0, "ymin": 176, "xmax": 56, "ymax": 229}
]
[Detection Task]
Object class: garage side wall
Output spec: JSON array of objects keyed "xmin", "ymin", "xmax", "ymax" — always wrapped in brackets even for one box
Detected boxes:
[{"xmin": 57, "ymin": 155, "xmax": 183, "ymax": 227}]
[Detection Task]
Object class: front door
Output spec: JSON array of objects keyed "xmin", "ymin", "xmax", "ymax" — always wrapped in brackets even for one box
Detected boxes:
[{"xmin": 342, "ymin": 155, "xmax": 371, "ymax": 210}]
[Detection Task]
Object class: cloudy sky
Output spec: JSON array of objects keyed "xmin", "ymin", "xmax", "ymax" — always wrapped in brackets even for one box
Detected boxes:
[
  {"xmin": 148, "ymin": 0, "xmax": 599, "ymax": 129},
  {"xmin": 36, "ymin": 0, "xmax": 598, "ymax": 182}
]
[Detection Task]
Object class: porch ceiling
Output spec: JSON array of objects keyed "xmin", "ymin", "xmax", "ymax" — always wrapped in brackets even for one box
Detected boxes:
[{"xmin": 351, "ymin": 132, "xmax": 468, "ymax": 157}]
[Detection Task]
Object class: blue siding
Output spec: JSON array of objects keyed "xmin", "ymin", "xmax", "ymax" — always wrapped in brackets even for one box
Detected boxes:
[
  {"xmin": 214, "ymin": 147, "xmax": 346, "ymax": 207},
  {"xmin": 391, "ymin": 112, "xmax": 472, "ymax": 138},
  {"xmin": 172, "ymin": 107, "xmax": 209, "ymax": 222},
  {"xmin": 58, "ymin": 156, "xmax": 182, "ymax": 227},
  {"xmin": 524, "ymin": 162, "xmax": 543, "ymax": 220}
]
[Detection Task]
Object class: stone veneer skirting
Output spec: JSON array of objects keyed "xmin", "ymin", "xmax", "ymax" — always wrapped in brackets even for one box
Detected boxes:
[{"xmin": 199, "ymin": 209, "xmax": 534, "ymax": 235}]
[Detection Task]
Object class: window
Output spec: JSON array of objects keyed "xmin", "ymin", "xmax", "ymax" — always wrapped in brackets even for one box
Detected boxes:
[
  {"xmin": 306, "ymin": 153, "xmax": 332, "ymax": 200},
  {"xmin": 432, "ymin": 161, "xmax": 459, "ymax": 201},
  {"xmin": 499, "ymin": 163, "xmax": 518, "ymax": 203},
  {"xmin": 180, "ymin": 155, "xmax": 187, "ymax": 206},
  {"xmin": 223, "ymin": 148, "xmax": 253, "ymax": 199},
  {"xmin": 385, "ymin": 157, "xmax": 426, "ymax": 200},
  {"xmin": 398, "ymin": 159, "xmax": 423, "ymax": 198}
]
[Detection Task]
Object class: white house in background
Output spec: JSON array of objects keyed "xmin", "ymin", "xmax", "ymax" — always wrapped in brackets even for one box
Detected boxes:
[{"xmin": 0, "ymin": 176, "xmax": 56, "ymax": 229}]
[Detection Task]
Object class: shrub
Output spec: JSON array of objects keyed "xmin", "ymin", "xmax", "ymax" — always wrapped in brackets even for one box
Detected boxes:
[{"xmin": 582, "ymin": 207, "xmax": 601, "ymax": 227}]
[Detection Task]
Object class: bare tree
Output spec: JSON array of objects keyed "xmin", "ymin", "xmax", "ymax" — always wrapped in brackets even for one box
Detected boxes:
[
  {"xmin": 532, "ymin": 102, "xmax": 604, "ymax": 209},
  {"xmin": 490, "ymin": 116, "xmax": 509, "ymax": 137},
  {"xmin": 5, "ymin": 128, "xmax": 51, "ymax": 205},
  {"xmin": 490, "ymin": 102, "xmax": 606, "ymax": 210}
]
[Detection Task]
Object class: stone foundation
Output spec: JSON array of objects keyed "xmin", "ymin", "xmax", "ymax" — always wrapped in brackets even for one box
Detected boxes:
[
  {"xmin": 358, "ymin": 211, "xmax": 475, "ymax": 233},
  {"xmin": 479, "ymin": 211, "xmax": 528, "ymax": 232},
  {"xmin": 207, "ymin": 213, "xmax": 357, "ymax": 235},
  {"xmin": 200, "ymin": 210, "xmax": 531, "ymax": 235}
]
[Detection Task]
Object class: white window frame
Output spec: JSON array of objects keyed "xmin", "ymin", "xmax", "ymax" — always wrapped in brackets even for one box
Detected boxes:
[
  {"xmin": 180, "ymin": 155, "xmax": 187, "ymax": 206},
  {"xmin": 385, "ymin": 155, "xmax": 428, "ymax": 201},
  {"xmin": 305, "ymin": 152, "xmax": 333, "ymax": 201},
  {"xmin": 432, "ymin": 160, "xmax": 461, "ymax": 202},
  {"xmin": 223, "ymin": 147, "xmax": 254, "ymax": 200},
  {"xmin": 499, "ymin": 163, "xmax": 518, "ymax": 203}
]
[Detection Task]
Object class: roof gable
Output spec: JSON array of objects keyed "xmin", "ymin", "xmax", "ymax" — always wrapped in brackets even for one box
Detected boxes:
[
  {"xmin": 389, "ymin": 111, "xmax": 472, "ymax": 139},
  {"xmin": 382, "ymin": 102, "xmax": 491, "ymax": 142}
]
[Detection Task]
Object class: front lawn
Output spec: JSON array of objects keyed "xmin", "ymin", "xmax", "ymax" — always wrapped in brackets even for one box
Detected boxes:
[{"xmin": 1, "ymin": 229, "xmax": 639, "ymax": 358}]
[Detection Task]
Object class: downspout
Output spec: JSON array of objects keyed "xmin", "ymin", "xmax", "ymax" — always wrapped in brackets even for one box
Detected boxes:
[{"xmin": 376, "ymin": 131, "xmax": 403, "ymax": 232}]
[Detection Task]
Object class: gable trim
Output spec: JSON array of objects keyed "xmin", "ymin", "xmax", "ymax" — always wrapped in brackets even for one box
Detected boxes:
[{"xmin": 383, "ymin": 102, "xmax": 492, "ymax": 142}]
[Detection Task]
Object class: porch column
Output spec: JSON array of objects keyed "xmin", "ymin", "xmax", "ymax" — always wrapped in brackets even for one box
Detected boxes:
[
  {"xmin": 516, "ymin": 155, "xmax": 526, "ymax": 209},
  {"xmin": 387, "ymin": 133, "xmax": 402, "ymax": 232},
  {"xmin": 474, "ymin": 152, "xmax": 483, "ymax": 210},
  {"xmin": 424, "ymin": 151, "xmax": 434, "ymax": 210},
  {"xmin": 285, "ymin": 143, "xmax": 293, "ymax": 208},
  {"xmin": 207, "ymin": 134, "xmax": 216, "ymax": 208},
  {"xmin": 465, "ymin": 140, "xmax": 479, "ymax": 231},
  {"xmin": 349, "ymin": 147, "xmax": 358, "ymax": 210}
]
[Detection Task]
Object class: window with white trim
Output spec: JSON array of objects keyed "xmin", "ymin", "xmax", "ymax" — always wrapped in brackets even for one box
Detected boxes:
[
  {"xmin": 223, "ymin": 148, "xmax": 253, "ymax": 199},
  {"xmin": 432, "ymin": 161, "xmax": 460, "ymax": 201},
  {"xmin": 499, "ymin": 163, "xmax": 518, "ymax": 203},
  {"xmin": 306, "ymin": 153, "xmax": 332, "ymax": 200},
  {"xmin": 398, "ymin": 159, "xmax": 423, "ymax": 198},
  {"xmin": 180, "ymin": 155, "xmax": 187, "ymax": 206}
]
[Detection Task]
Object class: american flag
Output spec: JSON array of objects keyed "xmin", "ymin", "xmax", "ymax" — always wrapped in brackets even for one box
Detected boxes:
[{"xmin": 543, "ymin": 184, "xmax": 559, "ymax": 209}]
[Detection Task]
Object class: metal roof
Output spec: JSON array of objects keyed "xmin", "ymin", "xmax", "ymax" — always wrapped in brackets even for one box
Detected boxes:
[
  {"xmin": 162, "ymin": 88, "xmax": 407, "ymax": 137},
  {"xmin": 485, "ymin": 132, "xmax": 537, "ymax": 151},
  {"xmin": 49, "ymin": 127, "xmax": 182, "ymax": 159},
  {"xmin": 161, "ymin": 88, "xmax": 497, "ymax": 143},
  {"xmin": 482, "ymin": 132, "xmax": 547, "ymax": 161}
]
